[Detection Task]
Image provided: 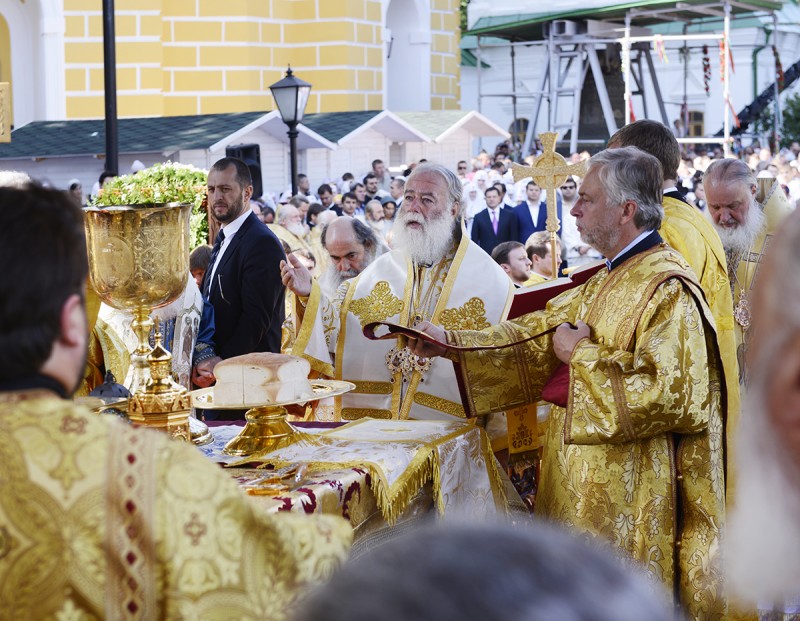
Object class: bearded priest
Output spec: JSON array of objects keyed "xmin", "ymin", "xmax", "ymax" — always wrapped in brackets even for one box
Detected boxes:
[
  {"xmin": 407, "ymin": 147, "xmax": 727, "ymax": 620},
  {"xmin": 281, "ymin": 163, "xmax": 513, "ymax": 440},
  {"xmin": 704, "ymin": 159, "xmax": 794, "ymax": 385}
]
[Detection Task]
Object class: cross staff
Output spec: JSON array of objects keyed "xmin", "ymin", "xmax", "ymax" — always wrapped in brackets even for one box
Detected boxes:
[{"xmin": 511, "ymin": 132, "xmax": 586, "ymax": 279}]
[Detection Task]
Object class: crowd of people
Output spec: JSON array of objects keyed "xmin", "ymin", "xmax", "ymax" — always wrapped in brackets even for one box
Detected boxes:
[{"xmin": 3, "ymin": 119, "xmax": 800, "ymax": 620}]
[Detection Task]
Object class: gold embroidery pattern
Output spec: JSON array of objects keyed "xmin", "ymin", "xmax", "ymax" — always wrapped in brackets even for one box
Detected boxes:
[
  {"xmin": 439, "ymin": 297, "xmax": 491, "ymax": 331},
  {"xmin": 0, "ymin": 395, "xmax": 352, "ymax": 620},
  {"xmin": 351, "ymin": 381, "xmax": 393, "ymax": 395},
  {"xmin": 341, "ymin": 408, "xmax": 394, "ymax": 420},
  {"xmin": 349, "ymin": 281, "xmax": 403, "ymax": 328},
  {"xmin": 412, "ymin": 392, "xmax": 466, "ymax": 418},
  {"xmin": 454, "ymin": 248, "xmax": 727, "ymax": 619}
]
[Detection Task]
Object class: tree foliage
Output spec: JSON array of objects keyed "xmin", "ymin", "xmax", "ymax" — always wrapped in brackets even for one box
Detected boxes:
[
  {"xmin": 460, "ymin": 0, "xmax": 470, "ymax": 31},
  {"xmin": 781, "ymin": 92, "xmax": 800, "ymax": 145}
]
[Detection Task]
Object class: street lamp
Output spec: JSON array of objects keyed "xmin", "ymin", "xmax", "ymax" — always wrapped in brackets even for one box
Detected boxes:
[{"xmin": 269, "ymin": 67, "xmax": 311, "ymax": 196}]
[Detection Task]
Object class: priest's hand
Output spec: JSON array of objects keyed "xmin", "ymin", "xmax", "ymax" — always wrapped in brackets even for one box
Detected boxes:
[
  {"xmin": 407, "ymin": 321, "xmax": 448, "ymax": 359},
  {"xmin": 280, "ymin": 253, "xmax": 313, "ymax": 298},
  {"xmin": 553, "ymin": 321, "xmax": 591, "ymax": 364},
  {"xmin": 192, "ymin": 356, "xmax": 222, "ymax": 388}
]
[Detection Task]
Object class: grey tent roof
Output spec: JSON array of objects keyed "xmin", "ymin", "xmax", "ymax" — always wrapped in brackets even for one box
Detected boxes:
[
  {"xmin": 0, "ymin": 112, "xmax": 265, "ymax": 159},
  {"xmin": 300, "ymin": 111, "xmax": 382, "ymax": 143}
]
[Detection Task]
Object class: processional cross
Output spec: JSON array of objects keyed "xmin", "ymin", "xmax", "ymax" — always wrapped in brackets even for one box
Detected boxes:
[{"xmin": 511, "ymin": 132, "xmax": 586, "ymax": 278}]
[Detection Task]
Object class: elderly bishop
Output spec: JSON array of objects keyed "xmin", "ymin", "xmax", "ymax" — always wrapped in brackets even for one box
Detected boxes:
[
  {"xmin": 282, "ymin": 163, "xmax": 513, "ymax": 437},
  {"xmin": 409, "ymin": 148, "xmax": 727, "ymax": 620}
]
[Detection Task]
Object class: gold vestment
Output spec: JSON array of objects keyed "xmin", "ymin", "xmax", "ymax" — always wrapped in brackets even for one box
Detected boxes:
[
  {"xmin": 268, "ymin": 223, "xmax": 311, "ymax": 255},
  {"xmin": 731, "ymin": 179, "xmax": 794, "ymax": 379},
  {"xmin": 449, "ymin": 245, "xmax": 726, "ymax": 620},
  {"xmin": 0, "ymin": 390, "xmax": 351, "ymax": 620},
  {"xmin": 661, "ymin": 195, "xmax": 740, "ymax": 506},
  {"xmin": 522, "ymin": 271, "xmax": 548, "ymax": 287}
]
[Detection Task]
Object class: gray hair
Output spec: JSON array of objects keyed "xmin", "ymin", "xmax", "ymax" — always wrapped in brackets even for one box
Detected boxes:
[
  {"xmin": 321, "ymin": 216, "xmax": 380, "ymax": 254},
  {"xmin": 295, "ymin": 522, "xmax": 674, "ymax": 621},
  {"xmin": 588, "ymin": 147, "xmax": 664, "ymax": 231},
  {"xmin": 704, "ymin": 158, "xmax": 756, "ymax": 190},
  {"xmin": 277, "ymin": 204, "xmax": 298, "ymax": 225},
  {"xmin": 407, "ymin": 163, "xmax": 463, "ymax": 217}
]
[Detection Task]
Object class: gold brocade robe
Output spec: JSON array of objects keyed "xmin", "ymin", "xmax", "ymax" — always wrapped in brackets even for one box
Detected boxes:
[
  {"xmin": 661, "ymin": 195, "xmax": 740, "ymax": 506},
  {"xmin": 0, "ymin": 391, "xmax": 351, "ymax": 620},
  {"xmin": 732, "ymin": 178, "xmax": 794, "ymax": 379},
  {"xmin": 449, "ymin": 245, "xmax": 726, "ymax": 620}
]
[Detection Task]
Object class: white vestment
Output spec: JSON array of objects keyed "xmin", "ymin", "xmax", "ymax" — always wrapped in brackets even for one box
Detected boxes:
[{"xmin": 293, "ymin": 234, "xmax": 514, "ymax": 426}]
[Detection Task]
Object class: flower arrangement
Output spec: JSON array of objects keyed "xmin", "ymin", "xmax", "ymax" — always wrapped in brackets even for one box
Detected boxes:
[{"xmin": 92, "ymin": 161, "xmax": 209, "ymax": 249}]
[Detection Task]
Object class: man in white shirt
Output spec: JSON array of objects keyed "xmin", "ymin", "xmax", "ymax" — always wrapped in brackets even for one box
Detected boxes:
[
  {"xmin": 559, "ymin": 176, "xmax": 602, "ymax": 268},
  {"xmin": 192, "ymin": 157, "xmax": 286, "ymax": 389}
]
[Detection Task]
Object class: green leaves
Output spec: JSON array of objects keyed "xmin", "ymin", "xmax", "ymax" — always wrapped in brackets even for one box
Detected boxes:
[{"xmin": 92, "ymin": 161, "xmax": 209, "ymax": 249}]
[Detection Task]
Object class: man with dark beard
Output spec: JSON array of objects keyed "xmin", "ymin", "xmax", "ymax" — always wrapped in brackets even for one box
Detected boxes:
[
  {"xmin": 281, "ymin": 163, "xmax": 513, "ymax": 426},
  {"xmin": 726, "ymin": 208, "xmax": 800, "ymax": 618},
  {"xmin": 0, "ymin": 184, "xmax": 351, "ymax": 618},
  {"xmin": 317, "ymin": 217, "xmax": 383, "ymax": 298},
  {"xmin": 704, "ymin": 158, "xmax": 793, "ymax": 383},
  {"xmin": 191, "ymin": 157, "xmax": 286, "ymax": 389}
]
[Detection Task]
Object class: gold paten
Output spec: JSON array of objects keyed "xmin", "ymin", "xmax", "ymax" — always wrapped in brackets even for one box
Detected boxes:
[
  {"xmin": 84, "ymin": 202, "xmax": 213, "ymax": 445},
  {"xmin": 222, "ymin": 406, "xmax": 296, "ymax": 457},
  {"xmin": 191, "ymin": 380, "xmax": 355, "ymax": 457}
]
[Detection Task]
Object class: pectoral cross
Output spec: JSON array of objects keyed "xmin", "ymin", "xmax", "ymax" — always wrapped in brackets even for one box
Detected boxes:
[{"xmin": 511, "ymin": 132, "xmax": 587, "ymax": 279}]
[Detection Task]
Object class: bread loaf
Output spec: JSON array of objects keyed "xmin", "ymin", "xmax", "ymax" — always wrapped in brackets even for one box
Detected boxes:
[{"xmin": 213, "ymin": 353, "xmax": 313, "ymax": 406}]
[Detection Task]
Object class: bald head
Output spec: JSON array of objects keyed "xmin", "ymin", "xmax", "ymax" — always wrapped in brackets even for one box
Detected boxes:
[{"xmin": 321, "ymin": 216, "xmax": 380, "ymax": 276}]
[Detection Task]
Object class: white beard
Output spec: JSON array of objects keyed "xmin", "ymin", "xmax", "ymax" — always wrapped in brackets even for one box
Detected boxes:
[
  {"xmin": 392, "ymin": 211, "xmax": 456, "ymax": 265},
  {"xmin": 726, "ymin": 369, "xmax": 800, "ymax": 608},
  {"xmin": 714, "ymin": 203, "xmax": 766, "ymax": 260},
  {"xmin": 285, "ymin": 222, "xmax": 307, "ymax": 238}
]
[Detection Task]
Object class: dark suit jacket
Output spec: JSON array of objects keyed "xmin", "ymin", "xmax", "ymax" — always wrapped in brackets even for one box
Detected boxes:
[
  {"xmin": 470, "ymin": 207, "xmax": 519, "ymax": 255},
  {"xmin": 201, "ymin": 211, "xmax": 285, "ymax": 359},
  {"xmin": 514, "ymin": 199, "xmax": 563, "ymax": 244}
]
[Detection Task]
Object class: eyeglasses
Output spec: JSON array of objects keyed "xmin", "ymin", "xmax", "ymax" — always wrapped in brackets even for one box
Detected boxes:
[{"xmin": 457, "ymin": 166, "xmax": 467, "ymax": 171}]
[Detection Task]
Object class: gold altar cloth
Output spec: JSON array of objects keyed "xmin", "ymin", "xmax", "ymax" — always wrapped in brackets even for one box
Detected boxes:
[{"xmin": 232, "ymin": 419, "xmax": 508, "ymax": 525}]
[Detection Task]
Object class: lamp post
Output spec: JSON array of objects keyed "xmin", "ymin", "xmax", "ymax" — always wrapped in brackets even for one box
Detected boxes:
[{"xmin": 269, "ymin": 67, "xmax": 311, "ymax": 196}]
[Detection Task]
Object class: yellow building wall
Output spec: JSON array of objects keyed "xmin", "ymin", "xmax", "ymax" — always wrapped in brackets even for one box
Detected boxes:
[
  {"xmin": 430, "ymin": 0, "xmax": 460, "ymax": 110},
  {"xmin": 0, "ymin": 14, "xmax": 12, "ymax": 124},
  {"xmin": 62, "ymin": 0, "xmax": 459, "ymax": 119}
]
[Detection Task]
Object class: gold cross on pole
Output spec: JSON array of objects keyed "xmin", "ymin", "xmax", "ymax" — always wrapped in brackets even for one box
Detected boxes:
[{"xmin": 511, "ymin": 132, "xmax": 586, "ymax": 278}]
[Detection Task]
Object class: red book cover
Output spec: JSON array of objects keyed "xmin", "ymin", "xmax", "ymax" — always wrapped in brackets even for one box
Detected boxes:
[{"xmin": 508, "ymin": 260, "xmax": 605, "ymax": 319}]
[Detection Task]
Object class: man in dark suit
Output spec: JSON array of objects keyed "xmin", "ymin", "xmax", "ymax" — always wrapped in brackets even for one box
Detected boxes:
[
  {"xmin": 471, "ymin": 186, "xmax": 518, "ymax": 255},
  {"xmin": 191, "ymin": 157, "xmax": 285, "ymax": 388},
  {"xmin": 515, "ymin": 180, "xmax": 562, "ymax": 244}
]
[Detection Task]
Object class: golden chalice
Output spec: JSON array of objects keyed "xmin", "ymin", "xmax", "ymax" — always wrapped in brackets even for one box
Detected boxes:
[{"xmin": 84, "ymin": 202, "xmax": 209, "ymax": 443}]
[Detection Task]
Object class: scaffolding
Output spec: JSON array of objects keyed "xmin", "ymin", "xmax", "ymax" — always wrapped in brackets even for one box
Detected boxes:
[{"xmin": 469, "ymin": 0, "xmax": 785, "ymax": 157}]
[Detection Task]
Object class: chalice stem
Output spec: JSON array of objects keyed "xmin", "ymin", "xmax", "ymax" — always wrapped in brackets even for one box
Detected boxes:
[{"xmin": 127, "ymin": 305, "xmax": 154, "ymax": 393}]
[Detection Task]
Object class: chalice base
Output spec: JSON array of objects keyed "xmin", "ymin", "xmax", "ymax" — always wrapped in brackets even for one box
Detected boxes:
[
  {"xmin": 128, "ymin": 408, "xmax": 192, "ymax": 442},
  {"xmin": 222, "ymin": 406, "xmax": 296, "ymax": 457}
]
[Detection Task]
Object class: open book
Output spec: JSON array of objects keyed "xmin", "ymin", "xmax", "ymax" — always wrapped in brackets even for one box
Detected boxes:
[{"xmin": 508, "ymin": 259, "xmax": 605, "ymax": 319}]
